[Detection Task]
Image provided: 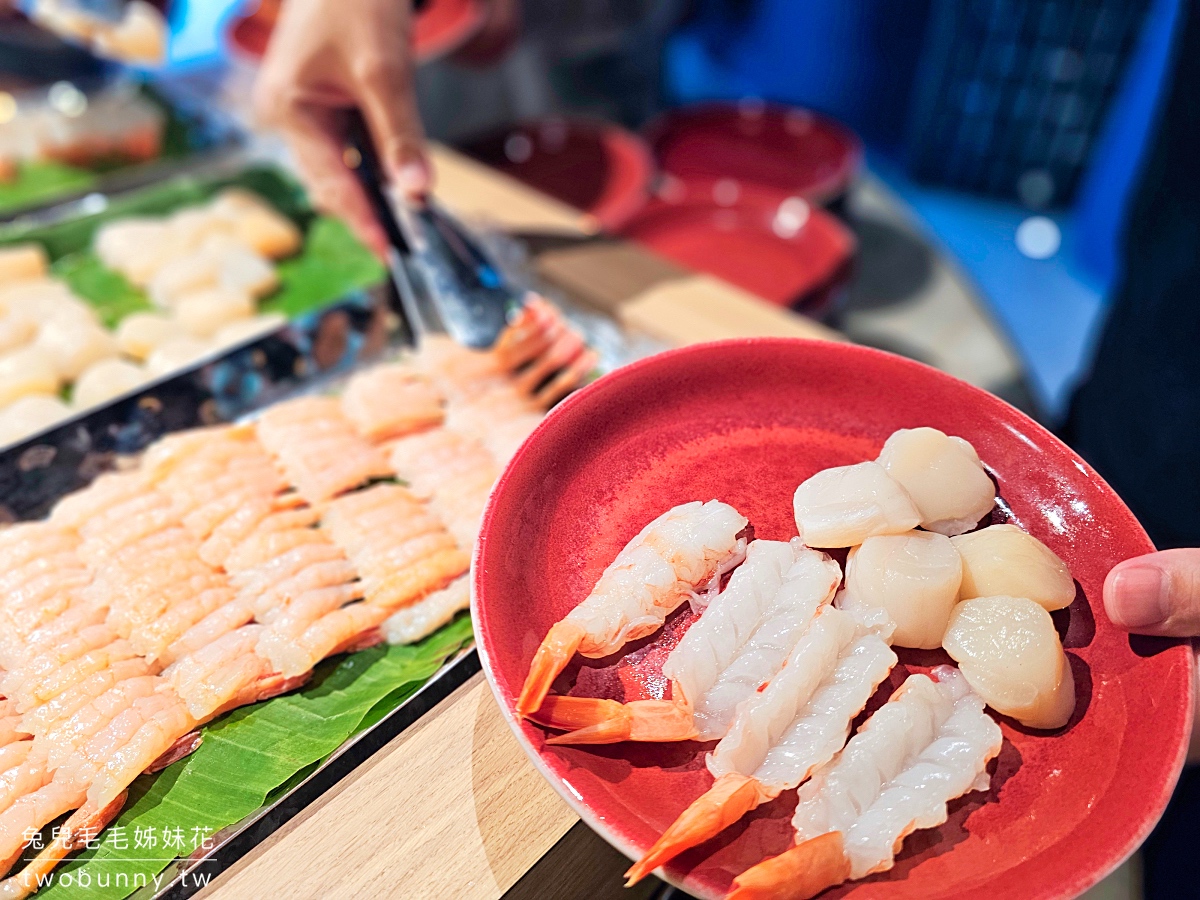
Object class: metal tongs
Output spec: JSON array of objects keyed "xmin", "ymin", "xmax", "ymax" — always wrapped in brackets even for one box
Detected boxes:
[{"xmin": 346, "ymin": 114, "xmax": 524, "ymax": 350}]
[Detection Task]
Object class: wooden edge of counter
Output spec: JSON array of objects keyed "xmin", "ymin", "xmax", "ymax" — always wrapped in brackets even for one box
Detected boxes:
[{"xmin": 198, "ymin": 674, "xmax": 576, "ymax": 900}]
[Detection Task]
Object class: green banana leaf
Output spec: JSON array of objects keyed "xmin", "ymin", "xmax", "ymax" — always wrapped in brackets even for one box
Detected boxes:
[
  {"xmin": 0, "ymin": 163, "xmax": 98, "ymax": 218},
  {"xmin": 0, "ymin": 165, "xmax": 386, "ymax": 328},
  {"xmin": 32, "ymin": 615, "xmax": 473, "ymax": 899}
]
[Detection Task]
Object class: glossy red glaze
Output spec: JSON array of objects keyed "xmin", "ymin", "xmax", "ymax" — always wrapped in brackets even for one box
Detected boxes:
[
  {"xmin": 227, "ymin": 0, "xmax": 483, "ymax": 63},
  {"xmin": 473, "ymin": 338, "xmax": 1193, "ymax": 900},
  {"xmin": 619, "ymin": 184, "xmax": 855, "ymax": 315},
  {"xmin": 461, "ymin": 118, "xmax": 655, "ymax": 232},
  {"xmin": 645, "ymin": 103, "xmax": 863, "ymax": 206}
]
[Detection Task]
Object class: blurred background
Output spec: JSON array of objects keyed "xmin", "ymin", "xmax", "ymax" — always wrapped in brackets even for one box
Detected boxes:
[{"xmin": 0, "ymin": 0, "xmax": 1184, "ymax": 431}]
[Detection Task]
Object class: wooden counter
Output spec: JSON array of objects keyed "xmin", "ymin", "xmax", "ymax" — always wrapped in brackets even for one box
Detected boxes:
[{"xmin": 199, "ymin": 146, "xmax": 838, "ymax": 900}]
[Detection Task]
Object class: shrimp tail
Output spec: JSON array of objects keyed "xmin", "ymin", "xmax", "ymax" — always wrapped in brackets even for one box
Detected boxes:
[
  {"xmin": 1, "ymin": 792, "xmax": 128, "ymax": 899},
  {"xmin": 625, "ymin": 773, "xmax": 774, "ymax": 886},
  {"xmin": 145, "ymin": 730, "xmax": 203, "ymax": 773},
  {"xmin": 516, "ymin": 620, "xmax": 586, "ymax": 716},
  {"xmin": 727, "ymin": 832, "xmax": 852, "ymax": 900},
  {"xmin": 531, "ymin": 696, "xmax": 698, "ymax": 745}
]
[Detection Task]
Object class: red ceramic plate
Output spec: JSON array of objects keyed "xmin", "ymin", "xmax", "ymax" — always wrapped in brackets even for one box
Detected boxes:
[
  {"xmin": 618, "ymin": 183, "xmax": 855, "ymax": 315},
  {"xmin": 228, "ymin": 0, "xmax": 484, "ymax": 63},
  {"xmin": 473, "ymin": 338, "xmax": 1193, "ymax": 900},
  {"xmin": 460, "ymin": 118, "xmax": 655, "ymax": 232},
  {"xmin": 645, "ymin": 102, "xmax": 863, "ymax": 207}
]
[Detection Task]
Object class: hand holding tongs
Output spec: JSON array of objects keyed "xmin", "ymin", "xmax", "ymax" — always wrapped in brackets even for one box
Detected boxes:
[{"xmin": 345, "ymin": 112, "xmax": 523, "ymax": 350}]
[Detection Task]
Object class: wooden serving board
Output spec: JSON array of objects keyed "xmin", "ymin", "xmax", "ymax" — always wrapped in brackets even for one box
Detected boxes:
[{"xmin": 199, "ymin": 144, "xmax": 840, "ymax": 900}]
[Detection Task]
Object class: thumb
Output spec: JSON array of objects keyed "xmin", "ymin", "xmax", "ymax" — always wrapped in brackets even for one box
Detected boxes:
[{"xmin": 1103, "ymin": 548, "xmax": 1200, "ymax": 636}]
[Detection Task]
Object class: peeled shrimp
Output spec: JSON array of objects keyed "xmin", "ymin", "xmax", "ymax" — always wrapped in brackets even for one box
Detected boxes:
[
  {"xmin": 729, "ymin": 668, "xmax": 1001, "ymax": 900},
  {"xmin": 625, "ymin": 604, "xmax": 896, "ymax": 884},
  {"xmin": 516, "ymin": 500, "xmax": 749, "ymax": 717},
  {"xmin": 952, "ymin": 524, "xmax": 1074, "ymax": 610},
  {"xmin": 255, "ymin": 396, "xmax": 392, "ymax": 503},
  {"xmin": 942, "ymin": 595, "xmax": 1075, "ymax": 729},
  {"xmin": 792, "ymin": 461, "xmax": 920, "ymax": 548},
  {"xmin": 532, "ymin": 540, "xmax": 840, "ymax": 745},
  {"xmin": 837, "ymin": 530, "xmax": 963, "ymax": 649},
  {"xmin": 342, "ymin": 363, "xmax": 445, "ymax": 440},
  {"xmin": 321, "ymin": 484, "xmax": 469, "ymax": 612},
  {"xmin": 383, "ymin": 577, "xmax": 471, "ymax": 645},
  {"xmin": 877, "ymin": 427, "xmax": 995, "ymax": 536}
]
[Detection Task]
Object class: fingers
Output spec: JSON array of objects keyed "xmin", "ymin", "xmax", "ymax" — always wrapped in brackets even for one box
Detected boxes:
[
  {"xmin": 1103, "ymin": 548, "xmax": 1200, "ymax": 636},
  {"xmin": 286, "ymin": 104, "xmax": 390, "ymax": 259},
  {"xmin": 355, "ymin": 56, "xmax": 432, "ymax": 198}
]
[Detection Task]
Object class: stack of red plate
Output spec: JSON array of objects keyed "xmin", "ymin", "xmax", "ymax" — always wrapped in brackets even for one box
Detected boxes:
[
  {"xmin": 621, "ymin": 178, "xmax": 854, "ymax": 316},
  {"xmin": 459, "ymin": 118, "xmax": 655, "ymax": 232},
  {"xmin": 622, "ymin": 102, "xmax": 861, "ymax": 317}
]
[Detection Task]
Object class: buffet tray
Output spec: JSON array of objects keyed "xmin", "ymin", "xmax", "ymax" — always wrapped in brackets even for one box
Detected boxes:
[{"xmin": 0, "ymin": 78, "xmax": 245, "ymax": 224}]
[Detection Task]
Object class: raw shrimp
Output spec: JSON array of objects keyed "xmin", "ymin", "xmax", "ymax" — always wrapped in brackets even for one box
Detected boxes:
[
  {"xmin": 532, "ymin": 540, "xmax": 840, "ymax": 745},
  {"xmin": 257, "ymin": 601, "xmax": 389, "ymax": 678},
  {"xmin": 517, "ymin": 500, "xmax": 749, "ymax": 717},
  {"xmin": 382, "ymin": 577, "xmax": 471, "ymax": 645},
  {"xmin": 342, "ymin": 363, "xmax": 445, "ymax": 440},
  {"xmin": 792, "ymin": 461, "xmax": 920, "ymax": 548},
  {"xmin": 942, "ymin": 595, "xmax": 1075, "ymax": 729},
  {"xmin": 837, "ymin": 530, "xmax": 963, "ymax": 649},
  {"xmin": 255, "ymin": 396, "xmax": 392, "ymax": 503},
  {"xmin": 952, "ymin": 524, "xmax": 1075, "ymax": 610},
  {"xmin": 321, "ymin": 484, "xmax": 469, "ymax": 611},
  {"xmin": 729, "ymin": 668, "xmax": 1001, "ymax": 900},
  {"xmin": 164, "ymin": 626, "xmax": 272, "ymax": 721},
  {"xmin": 40, "ymin": 674, "xmax": 161, "ymax": 769},
  {"xmin": 625, "ymin": 603, "xmax": 896, "ymax": 884},
  {"xmin": 877, "ymin": 427, "xmax": 995, "ymax": 536},
  {"xmin": 19, "ymin": 658, "xmax": 151, "ymax": 738}
]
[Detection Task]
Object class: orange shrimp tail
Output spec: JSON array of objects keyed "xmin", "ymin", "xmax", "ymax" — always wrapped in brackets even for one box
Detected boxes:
[
  {"xmin": 516, "ymin": 620, "xmax": 586, "ymax": 716},
  {"xmin": 3, "ymin": 792, "xmax": 129, "ymax": 899},
  {"xmin": 146, "ymin": 730, "xmax": 203, "ymax": 773},
  {"xmin": 727, "ymin": 832, "xmax": 852, "ymax": 900},
  {"xmin": 532, "ymin": 696, "xmax": 698, "ymax": 745},
  {"xmin": 625, "ymin": 773, "xmax": 773, "ymax": 886}
]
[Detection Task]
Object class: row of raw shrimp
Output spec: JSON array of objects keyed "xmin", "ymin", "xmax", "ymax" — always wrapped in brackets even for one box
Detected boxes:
[
  {"xmin": 0, "ymin": 298, "xmax": 593, "ymax": 897},
  {"xmin": 515, "ymin": 427, "xmax": 1078, "ymax": 899}
]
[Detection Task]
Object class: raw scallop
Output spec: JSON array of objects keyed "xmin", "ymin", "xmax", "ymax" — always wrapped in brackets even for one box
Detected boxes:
[
  {"xmin": 838, "ymin": 530, "xmax": 962, "ymax": 649},
  {"xmin": 952, "ymin": 524, "xmax": 1075, "ymax": 610},
  {"xmin": 877, "ymin": 427, "xmax": 995, "ymax": 536},
  {"xmin": 793, "ymin": 461, "xmax": 920, "ymax": 548},
  {"xmin": 942, "ymin": 594, "xmax": 1075, "ymax": 729}
]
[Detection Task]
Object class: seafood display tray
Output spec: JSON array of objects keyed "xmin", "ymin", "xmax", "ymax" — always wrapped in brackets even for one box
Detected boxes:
[
  {"xmin": 0, "ymin": 298, "xmax": 504, "ymax": 900},
  {"xmin": 150, "ymin": 646, "xmax": 481, "ymax": 900},
  {"xmin": 0, "ymin": 79, "xmax": 245, "ymax": 224}
]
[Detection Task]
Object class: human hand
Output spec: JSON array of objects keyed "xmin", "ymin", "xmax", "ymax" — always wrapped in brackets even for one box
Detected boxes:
[
  {"xmin": 254, "ymin": 0, "xmax": 431, "ymax": 258},
  {"xmin": 1104, "ymin": 549, "xmax": 1200, "ymax": 760}
]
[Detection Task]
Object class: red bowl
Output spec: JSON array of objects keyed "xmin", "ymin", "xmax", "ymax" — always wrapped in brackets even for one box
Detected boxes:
[
  {"xmin": 228, "ymin": 0, "xmax": 484, "ymax": 63},
  {"xmin": 645, "ymin": 102, "xmax": 863, "ymax": 207},
  {"xmin": 618, "ymin": 181, "xmax": 855, "ymax": 316},
  {"xmin": 459, "ymin": 118, "xmax": 655, "ymax": 232},
  {"xmin": 473, "ymin": 338, "xmax": 1192, "ymax": 900}
]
